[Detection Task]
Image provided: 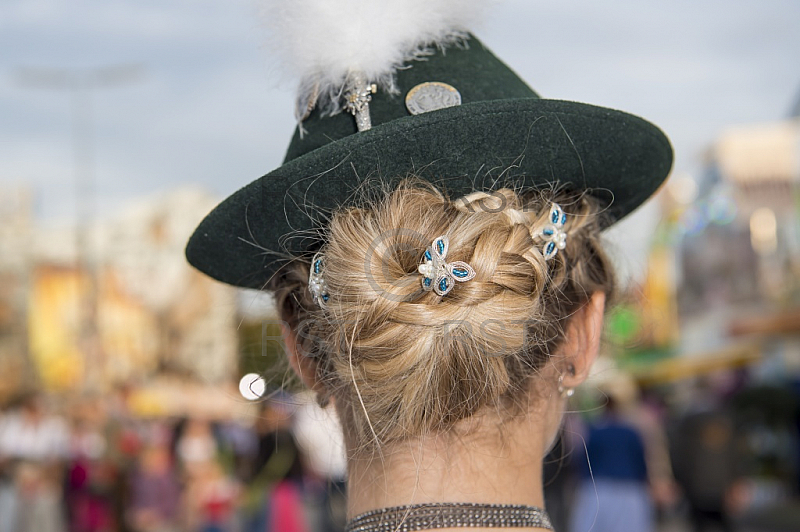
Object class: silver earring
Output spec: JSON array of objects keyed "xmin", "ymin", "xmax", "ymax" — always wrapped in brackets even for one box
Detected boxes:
[{"xmin": 558, "ymin": 374, "xmax": 574, "ymax": 398}]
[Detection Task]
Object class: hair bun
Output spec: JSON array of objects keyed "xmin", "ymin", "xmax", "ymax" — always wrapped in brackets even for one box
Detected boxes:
[{"xmin": 271, "ymin": 180, "xmax": 614, "ymax": 448}]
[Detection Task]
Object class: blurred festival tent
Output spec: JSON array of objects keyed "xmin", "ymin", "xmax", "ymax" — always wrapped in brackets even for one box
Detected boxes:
[
  {"xmin": 125, "ymin": 373, "xmax": 256, "ymax": 420},
  {"xmin": 590, "ymin": 104, "xmax": 800, "ymax": 525},
  {"xmin": 600, "ymin": 99, "xmax": 800, "ymax": 388},
  {"xmin": 0, "ymin": 186, "xmax": 239, "ymax": 402},
  {"xmin": 0, "ymin": 186, "xmax": 34, "ymax": 400}
]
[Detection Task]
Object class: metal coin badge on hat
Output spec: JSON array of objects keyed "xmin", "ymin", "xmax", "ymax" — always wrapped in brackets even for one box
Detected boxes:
[{"xmin": 405, "ymin": 82, "xmax": 462, "ymax": 115}]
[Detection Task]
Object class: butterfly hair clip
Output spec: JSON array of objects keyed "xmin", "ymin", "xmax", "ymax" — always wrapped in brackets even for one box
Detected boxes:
[
  {"xmin": 308, "ymin": 253, "xmax": 329, "ymax": 308},
  {"xmin": 540, "ymin": 203, "xmax": 568, "ymax": 260},
  {"xmin": 417, "ymin": 236, "xmax": 476, "ymax": 296}
]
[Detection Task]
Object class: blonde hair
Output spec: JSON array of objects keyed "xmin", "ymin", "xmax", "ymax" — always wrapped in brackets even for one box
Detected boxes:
[{"xmin": 270, "ymin": 180, "xmax": 614, "ymax": 449}]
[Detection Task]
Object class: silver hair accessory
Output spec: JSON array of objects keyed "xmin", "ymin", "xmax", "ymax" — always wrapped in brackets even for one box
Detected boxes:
[
  {"xmin": 345, "ymin": 502, "xmax": 553, "ymax": 532},
  {"xmin": 308, "ymin": 253, "xmax": 329, "ymax": 308},
  {"xmin": 418, "ymin": 235, "xmax": 476, "ymax": 296},
  {"xmin": 540, "ymin": 203, "xmax": 568, "ymax": 260},
  {"xmin": 343, "ymin": 72, "xmax": 377, "ymax": 132}
]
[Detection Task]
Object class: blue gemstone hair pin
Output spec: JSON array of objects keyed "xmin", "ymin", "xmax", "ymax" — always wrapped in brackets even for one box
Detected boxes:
[
  {"xmin": 308, "ymin": 252, "xmax": 329, "ymax": 308},
  {"xmin": 418, "ymin": 235, "xmax": 476, "ymax": 296},
  {"xmin": 540, "ymin": 203, "xmax": 568, "ymax": 260}
]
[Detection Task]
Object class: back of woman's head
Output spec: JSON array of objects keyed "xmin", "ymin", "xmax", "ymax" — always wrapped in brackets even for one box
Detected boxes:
[{"xmin": 270, "ymin": 180, "xmax": 615, "ymax": 450}]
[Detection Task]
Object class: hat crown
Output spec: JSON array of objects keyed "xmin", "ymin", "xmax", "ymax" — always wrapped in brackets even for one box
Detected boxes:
[{"xmin": 284, "ymin": 37, "xmax": 539, "ymax": 163}]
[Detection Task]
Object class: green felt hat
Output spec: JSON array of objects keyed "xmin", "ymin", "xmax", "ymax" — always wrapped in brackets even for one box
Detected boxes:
[{"xmin": 186, "ymin": 36, "xmax": 672, "ymax": 289}]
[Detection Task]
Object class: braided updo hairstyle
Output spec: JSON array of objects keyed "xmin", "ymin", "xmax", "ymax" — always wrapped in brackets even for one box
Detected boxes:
[{"xmin": 270, "ymin": 180, "xmax": 615, "ymax": 450}]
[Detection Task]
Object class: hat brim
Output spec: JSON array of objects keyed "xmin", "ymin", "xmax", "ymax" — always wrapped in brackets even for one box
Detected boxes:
[{"xmin": 186, "ymin": 98, "xmax": 672, "ymax": 289}]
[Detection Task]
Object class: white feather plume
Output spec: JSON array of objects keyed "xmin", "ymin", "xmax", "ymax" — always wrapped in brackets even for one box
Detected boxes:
[{"xmin": 260, "ymin": 0, "xmax": 493, "ymax": 117}]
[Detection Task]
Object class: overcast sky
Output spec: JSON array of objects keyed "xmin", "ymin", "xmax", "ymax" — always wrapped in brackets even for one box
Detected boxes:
[{"xmin": 2, "ymin": 0, "xmax": 799, "ymax": 276}]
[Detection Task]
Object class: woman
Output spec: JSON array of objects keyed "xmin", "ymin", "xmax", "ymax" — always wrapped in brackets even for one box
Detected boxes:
[{"xmin": 185, "ymin": 1, "xmax": 672, "ymax": 530}]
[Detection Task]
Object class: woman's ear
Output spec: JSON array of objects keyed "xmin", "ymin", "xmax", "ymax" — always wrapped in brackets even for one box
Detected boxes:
[
  {"xmin": 280, "ymin": 322, "xmax": 324, "ymax": 393},
  {"xmin": 560, "ymin": 291, "xmax": 606, "ymax": 389}
]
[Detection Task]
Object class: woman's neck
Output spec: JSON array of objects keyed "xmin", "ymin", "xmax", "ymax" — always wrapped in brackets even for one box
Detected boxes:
[{"xmin": 345, "ymin": 411, "xmax": 552, "ymax": 520}]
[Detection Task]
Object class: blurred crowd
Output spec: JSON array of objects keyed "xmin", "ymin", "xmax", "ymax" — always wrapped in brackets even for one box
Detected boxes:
[
  {"xmin": 1, "ymin": 370, "xmax": 798, "ymax": 532},
  {"xmin": 0, "ymin": 390, "xmax": 346, "ymax": 532},
  {"xmin": 547, "ymin": 374, "xmax": 800, "ymax": 532}
]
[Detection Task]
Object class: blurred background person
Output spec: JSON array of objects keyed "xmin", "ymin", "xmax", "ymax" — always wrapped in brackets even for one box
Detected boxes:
[
  {"xmin": 173, "ymin": 418, "xmax": 220, "ymax": 482},
  {"xmin": 182, "ymin": 460, "xmax": 240, "ymax": 532},
  {"xmin": 171, "ymin": 418, "xmax": 241, "ymax": 532},
  {"xmin": 0, "ymin": 393, "xmax": 69, "ymax": 532},
  {"xmin": 569, "ymin": 396, "xmax": 653, "ymax": 532},
  {"xmin": 293, "ymin": 391, "xmax": 347, "ymax": 532},
  {"xmin": 127, "ymin": 442, "xmax": 181, "ymax": 532},
  {"xmin": 670, "ymin": 379, "xmax": 748, "ymax": 532},
  {"xmin": 65, "ymin": 399, "xmax": 119, "ymax": 532},
  {"xmin": 242, "ymin": 393, "xmax": 308, "ymax": 532}
]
